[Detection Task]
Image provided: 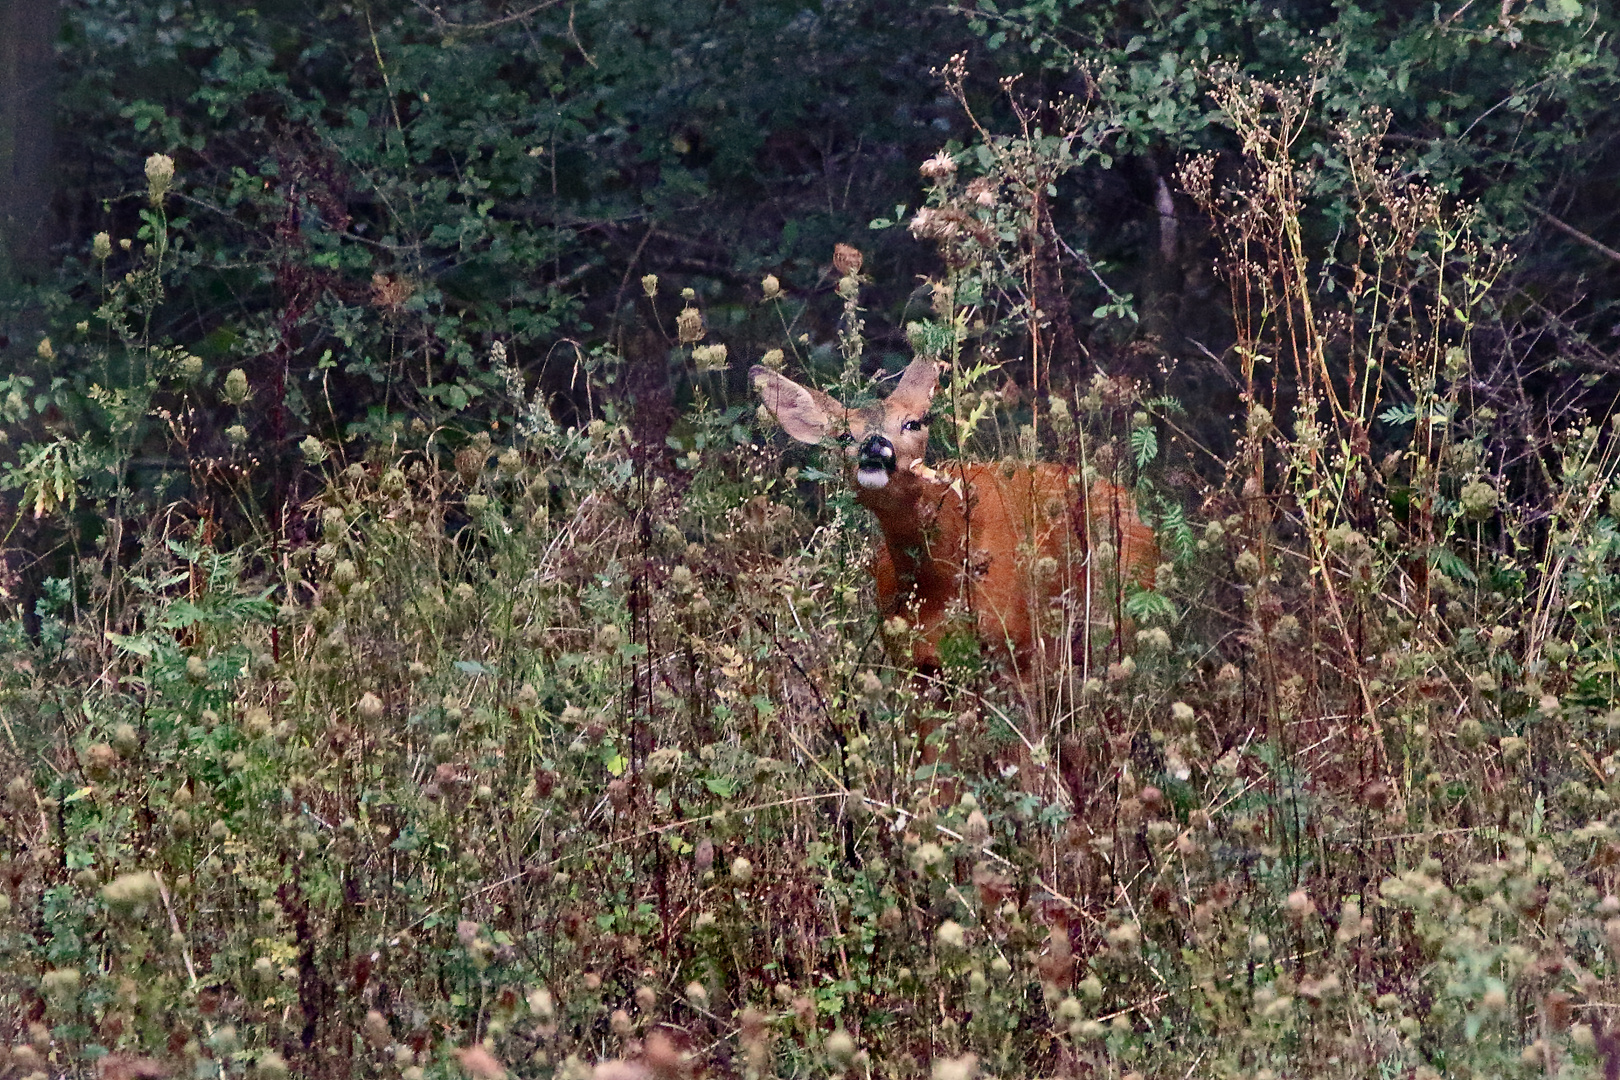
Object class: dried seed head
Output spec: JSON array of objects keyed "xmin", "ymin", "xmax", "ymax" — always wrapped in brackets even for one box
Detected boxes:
[
  {"xmin": 102, "ymin": 872, "xmax": 161, "ymax": 914},
  {"xmin": 832, "ymin": 243, "xmax": 863, "ymax": 276},
  {"xmin": 363, "ymin": 1010, "xmax": 390, "ymax": 1048},
  {"xmin": 453, "ymin": 1045, "xmax": 506, "ymax": 1080},
  {"xmin": 911, "ymin": 843, "xmax": 946, "ymax": 873},
  {"xmin": 644, "ymin": 1032, "xmax": 683, "ymax": 1080},
  {"xmin": 963, "ymin": 810, "xmax": 991, "ymax": 846},
  {"xmin": 145, "ymin": 153, "xmax": 176, "ymax": 203},
  {"xmin": 41, "ymin": 968, "xmax": 80, "ymax": 1002},
  {"xmin": 111, "ymin": 723, "xmax": 139, "ymax": 755},
  {"xmin": 675, "ymin": 307, "xmax": 705, "ymax": 344},
  {"xmin": 1135, "ymin": 627, "xmax": 1171, "ymax": 652},
  {"xmin": 931, "ymin": 1053, "xmax": 977, "ymax": 1080},
  {"xmin": 1106, "ymin": 922, "xmax": 1140, "ymax": 950},
  {"xmin": 1459, "ymin": 479, "xmax": 1498, "ymax": 520},
  {"xmin": 640, "ymin": 274, "xmax": 658, "ymax": 298},
  {"xmin": 86, "ymin": 742, "xmax": 119, "ymax": 775},
  {"xmin": 760, "ymin": 274, "xmax": 782, "ymax": 300},
  {"xmin": 300, "ymin": 436, "xmax": 327, "ymax": 465},
  {"xmin": 824, "ymin": 1029, "xmax": 855, "ymax": 1067},
  {"xmin": 692, "ymin": 343, "xmax": 729, "ymax": 372},
  {"xmin": 223, "ymin": 368, "xmax": 251, "ymax": 405},
  {"xmin": 919, "ymin": 152, "xmax": 957, "ymax": 180}
]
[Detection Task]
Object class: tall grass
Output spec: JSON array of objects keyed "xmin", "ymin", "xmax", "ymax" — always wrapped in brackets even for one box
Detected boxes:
[{"xmin": 4, "ymin": 69, "xmax": 1620, "ymax": 1080}]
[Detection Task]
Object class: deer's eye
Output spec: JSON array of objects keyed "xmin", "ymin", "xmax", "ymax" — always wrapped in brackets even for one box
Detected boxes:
[{"xmin": 901, "ymin": 418, "xmax": 926, "ymax": 433}]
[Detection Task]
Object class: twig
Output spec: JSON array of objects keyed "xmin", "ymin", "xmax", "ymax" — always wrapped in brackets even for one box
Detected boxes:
[
  {"xmin": 409, "ymin": 0, "xmax": 565, "ymax": 33},
  {"xmin": 155, "ymin": 874, "xmax": 199, "ymax": 989},
  {"xmin": 1532, "ymin": 206, "xmax": 1620, "ymax": 265}
]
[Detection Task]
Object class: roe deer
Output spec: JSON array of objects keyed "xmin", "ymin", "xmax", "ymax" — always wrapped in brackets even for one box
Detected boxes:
[{"xmin": 752, "ymin": 358, "xmax": 1157, "ymax": 690}]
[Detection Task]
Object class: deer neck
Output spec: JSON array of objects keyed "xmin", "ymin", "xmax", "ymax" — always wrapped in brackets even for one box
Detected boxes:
[{"xmin": 856, "ymin": 468, "xmax": 962, "ymax": 578}]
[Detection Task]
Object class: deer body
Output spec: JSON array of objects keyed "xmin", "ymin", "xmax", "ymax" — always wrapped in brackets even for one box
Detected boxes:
[{"xmin": 754, "ymin": 359, "xmax": 1156, "ymax": 683}]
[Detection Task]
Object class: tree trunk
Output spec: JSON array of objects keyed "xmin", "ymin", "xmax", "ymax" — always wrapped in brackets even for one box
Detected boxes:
[{"xmin": 0, "ymin": 0, "xmax": 60, "ymax": 281}]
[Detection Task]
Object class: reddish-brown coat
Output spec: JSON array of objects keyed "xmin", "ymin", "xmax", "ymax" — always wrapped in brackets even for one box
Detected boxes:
[
  {"xmin": 861, "ymin": 460, "xmax": 1155, "ymax": 678},
  {"xmin": 753, "ymin": 358, "xmax": 1156, "ymax": 684}
]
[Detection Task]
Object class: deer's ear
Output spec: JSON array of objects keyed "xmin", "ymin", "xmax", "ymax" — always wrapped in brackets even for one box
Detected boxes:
[
  {"xmin": 752, "ymin": 366, "xmax": 842, "ymax": 444},
  {"xmin": 890, "ymin": 358, "xmax": 940, "ymax": 412}
]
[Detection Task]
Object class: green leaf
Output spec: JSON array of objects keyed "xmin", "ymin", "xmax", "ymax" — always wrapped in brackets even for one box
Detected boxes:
[
  {"xmin": 703, "ymin": 776, "xmax": 738, "ymax": 798},
  {"xmin": 1379, "ymin": 404, "xmax": 1418, "ymax": 426},
  {"xmin": 1130, "ymin": 425, "xmax": 1159, "ymax": 466},
  {"xmin": 105, "ymin": 632, "xmax": 157, "ymax": 658}
]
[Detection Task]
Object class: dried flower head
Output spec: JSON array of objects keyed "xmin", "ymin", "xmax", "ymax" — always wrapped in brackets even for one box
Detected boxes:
[
  {"xmin": 223, "ymin": 368, "xmax": 251, "ymax": 405},
  {"xmin": 675, "ymin": 307, "xmax": 705, "ymax": 345},
  {"xmin": 102, "ymin": 871, "xmax": 161, "ymax": 914},
  {"xmin": 1459, "ymin": 479, "xmax": 1498, "ymax": 520},
  {"xmin": 832, "ymin": 243, "xmax": 863, "ymax": 276},
  {"xmin": 371, "ymin": 273, "xmax": 414, "ymax": 313},
  {"xmin": 931, "ymin": 1053, "xmax": 977, "ymax": 1080},
  {"xmin": 919, "ymin": 152, "xmax": 957, "ymax": 180},
  {"xmin": 692, "ymin": 343, "xmax": 729, "ymax": 372},
  {"xmin": 145, "ymin": 153, "xmax": 176, "ymax": 203},
  {"xmin": 453, "ymin": 1046, "xmax": 506, "ymax": 1080}
]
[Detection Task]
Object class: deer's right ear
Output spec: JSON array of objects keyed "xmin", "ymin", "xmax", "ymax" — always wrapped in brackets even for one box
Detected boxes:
[{"xmin": 752, "ymin": 366, "xmax": 841, "ymax": 445}]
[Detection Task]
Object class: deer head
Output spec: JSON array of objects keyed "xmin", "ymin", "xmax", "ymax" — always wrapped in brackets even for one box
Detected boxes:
[{"xmin": 750, "ymin": 358, "xmax": 940, "ymax": 492}]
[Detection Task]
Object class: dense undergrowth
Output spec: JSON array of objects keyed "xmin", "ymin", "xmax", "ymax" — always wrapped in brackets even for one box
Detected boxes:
[{"xmin": 8, "ymin": 69, "xmax": 1620, "ymax": 1080}]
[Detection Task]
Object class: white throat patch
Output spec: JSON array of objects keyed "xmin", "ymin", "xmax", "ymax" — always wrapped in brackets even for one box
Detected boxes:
[{"xmin": 855, "ymin": 467, "xmax": 890, "ymax": 490}]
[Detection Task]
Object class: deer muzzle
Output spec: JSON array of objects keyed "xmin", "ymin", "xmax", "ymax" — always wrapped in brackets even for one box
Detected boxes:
[{"xmin": 855, "ymin": 434, "xmax": 896, "ymax": 490}]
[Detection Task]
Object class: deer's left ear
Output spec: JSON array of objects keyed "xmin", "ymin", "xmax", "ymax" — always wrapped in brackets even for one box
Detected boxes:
[{"xmin": 890, "ymin": 358, "xmax": 940, "ymax": 412}]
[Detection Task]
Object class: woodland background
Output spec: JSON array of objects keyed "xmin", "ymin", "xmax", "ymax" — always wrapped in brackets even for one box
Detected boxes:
[{"xmin": 0, "ymin": 2, "xmax": 1619, "ymax": 1079}]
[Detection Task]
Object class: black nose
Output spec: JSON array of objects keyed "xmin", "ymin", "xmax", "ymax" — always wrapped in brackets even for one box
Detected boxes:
[{"xmin": 858, "ymin": 434, "xmax": 896, "ymax": 473}]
